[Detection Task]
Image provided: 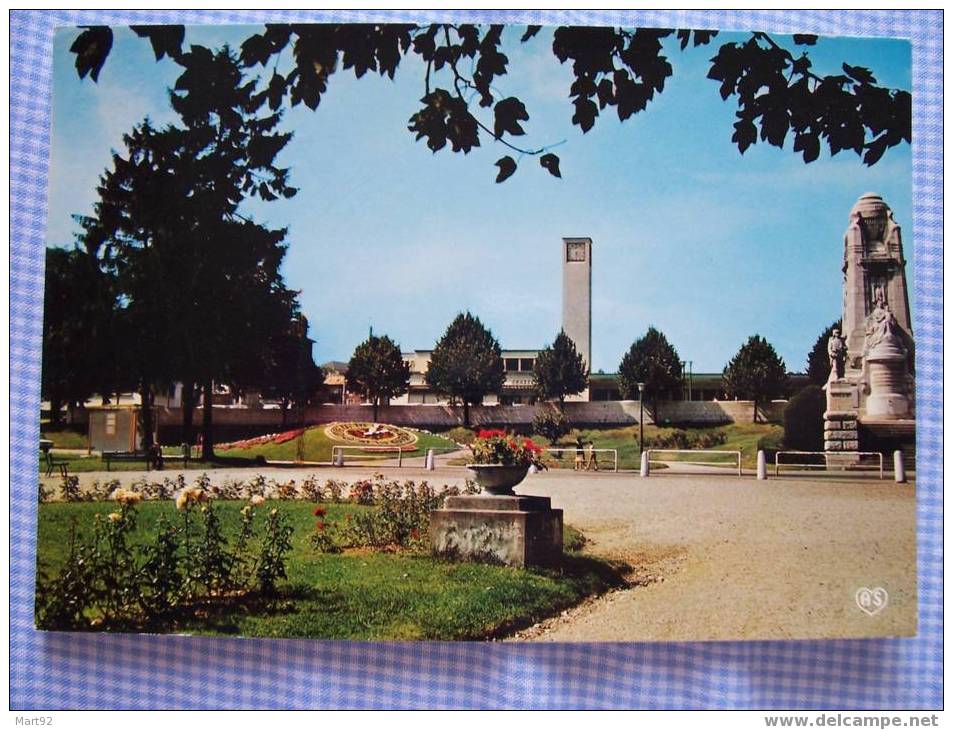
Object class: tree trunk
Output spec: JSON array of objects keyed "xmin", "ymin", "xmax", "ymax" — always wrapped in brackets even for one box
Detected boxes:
[
  {"xmin": 138, "ymin": 381, "xmax": 155, "ymax": 449},
  {"xmin": 49, "ymin": 396, "xmax": 63, "ymax": 426},
  {"xmin": 753, "ymin": 398, "xmax": 759, "ymax": 423},
  {"xmin": 463, "ymin": 400, "xmax": 470, "ymax": 427},
  {"xmin": 201, "ymin": 378, "xmax": 214, "ymax": 460},
  {"xmin": 558, "ymin": 396, "xmax": 565, "ymax": 412},
  {"xmin": 372, "ymin": 397, "xmax": 379, "ymax": 424},
  {"xmin": 181, "ymin": 379, "xmax": 195, "ymax": 446}
]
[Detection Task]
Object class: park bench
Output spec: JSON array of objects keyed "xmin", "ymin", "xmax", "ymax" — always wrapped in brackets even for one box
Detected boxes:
[
  {"xmin": 42, "ymin": 449, "xmax": 69, "ymax": 478},
  {"xmin": 103, "ymin": 444, "xmax": 192, "ymax": 471},
  {"xmin": 103, "ymin": 450, "xmax": 153, "ymax": 471}
]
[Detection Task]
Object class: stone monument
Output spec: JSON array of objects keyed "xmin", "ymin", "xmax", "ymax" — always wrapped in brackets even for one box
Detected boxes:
[
  {"xmin": 430, "ymin": 493, "xmax": 563, "ymax": 568},
  {"xmin": 824, "ymin": 193, "xmax": 915, "ymax": 462}
]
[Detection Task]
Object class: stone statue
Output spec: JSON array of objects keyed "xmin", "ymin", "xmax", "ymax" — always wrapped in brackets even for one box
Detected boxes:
[
  {"xmin": 827, "ymin": 328, "xmax": 847, "ymax": 381},
  {"xmin": 864, "ymin": 288, "xmax": 904, "ymax": 354}
]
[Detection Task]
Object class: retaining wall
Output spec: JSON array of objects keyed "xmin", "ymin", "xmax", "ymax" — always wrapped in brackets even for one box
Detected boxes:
[{"xmin": 152, "ymin": 399, "xmax": 786, "ymax": 443}]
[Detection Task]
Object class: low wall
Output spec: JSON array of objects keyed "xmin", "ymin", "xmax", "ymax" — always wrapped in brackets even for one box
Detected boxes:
[{"xmin": 153, "ymin": 399, "xmax": 786, "ymax": 443}]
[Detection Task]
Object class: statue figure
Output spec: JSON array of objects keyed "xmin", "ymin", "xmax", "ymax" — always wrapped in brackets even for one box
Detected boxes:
[
  {"xmin": 864, "ymin": 288, "xmax": 903, "ymax": 354},
  {"xmin": 827, "ymin": 328, "xmax": 847, "ymax": 381}
]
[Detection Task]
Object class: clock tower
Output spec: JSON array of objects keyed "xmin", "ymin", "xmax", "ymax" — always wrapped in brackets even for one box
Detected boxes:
[{"xmin": 562, "ymin": 237, "xmax": 592, "ymax": 395}]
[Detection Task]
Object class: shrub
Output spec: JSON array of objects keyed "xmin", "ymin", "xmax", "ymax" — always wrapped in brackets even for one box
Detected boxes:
[
  {"xmin": 443, "ymin": 426, "xmax": 476, "ymax": 446},
  {"xmin": 36, "ymin": 495, "xmax": 295, "ymax": 631},
  {"xmin": 324, "ymin": 479, "xmax": 345, "ymax": 503},
  {"xmin": 314, "ymin": 475, "xmax": 466, "ymax": 552},
  {"xmin": 350, "ymin": 478, "xmax": 376, "ymax": 505},
  {"xmin": 60, "ymin": 475, "xmax": 82, "ymax": 502},
  {"xmin": 300, "ymin": 475, "xmax": 325, "ymax": 502},
  {"xmin": 309, "ymin": 507, "xmax": 342, "ymax": 554},
  {"xmin": 256, "ymin": 508, "xmax": 294, "ymax": 595},
  {"xmin": 783, "ymin": 385, "xmax": 826, "ymax": 452},
  {"xmin": 532, "ymin": 409, "xmax": 571, "ymax": 444},
  {"xmin": 640, "ymin": 428, "xmax": 727, "ymax": 451}
]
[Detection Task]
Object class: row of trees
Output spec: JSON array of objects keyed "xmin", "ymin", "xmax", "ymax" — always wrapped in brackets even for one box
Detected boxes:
[
  {"xmin": 42, "ymin": 47, "xmax": 325, "ymax": 458},
  {"xmin": 343, "ymin": 312, "xmax": 800, "ymax": 425},
  {"xmin": 344, "ymin": 314, "xmax": 589, "ymax": 425}
]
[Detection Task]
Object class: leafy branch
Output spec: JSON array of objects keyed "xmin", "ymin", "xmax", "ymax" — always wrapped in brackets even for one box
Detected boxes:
[{"xmin": 69, "ymin": 22, "xmax": 912, "ymax": 180}]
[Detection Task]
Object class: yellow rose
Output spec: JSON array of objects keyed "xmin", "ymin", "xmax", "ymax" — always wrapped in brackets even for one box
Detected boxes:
[{"xmin": 107, "ymin": 512, "xmax": 122, "ymax": 522}]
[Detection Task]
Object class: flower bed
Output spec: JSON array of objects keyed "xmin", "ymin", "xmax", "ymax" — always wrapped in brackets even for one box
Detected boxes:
[
  {"xmin": 217, "ymin": 428, "xmax": 306, "ymax": 451},
  {"xmin": 324, "ymin": 422, "xmax": 418, "ymax": 448}
]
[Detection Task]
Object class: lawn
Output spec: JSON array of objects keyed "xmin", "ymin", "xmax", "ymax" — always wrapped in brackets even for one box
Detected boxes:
[
  {"xmin": 40, "ymin": 424, "xmax": 88, "ymax": 450},
  {"xmin": 39, "ymin": 425, "xmax": 461, "ymax": 474},
  {"xmin": 446, "ymin": 422, "xmax": 782, "ymax": 471},
  {"xmin": 35, "ymin": 500, "xmax": 625, "ymax": 640},
  {"xmin": 218, "ymin": 425, "xmax": 459, "ymax": 463}
]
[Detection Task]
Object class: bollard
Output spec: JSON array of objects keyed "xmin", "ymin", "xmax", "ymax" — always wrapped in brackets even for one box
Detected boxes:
[
  {"xmin": 333, "ymin": 449, "xmax": 344, "ymax": 467},
  {"xmin": 426, "ymin": 449, "xmax": 435, "ymax": 471},
  {"xmin": 528, "ymin": 464, "xmax": 537, "ymax": 474},
  {"xmin": 757, "ymin": 450, "xmax": 767, "ymax": 480},
  {"xmin": 640, "ymin": 451, "xmax": 650, "ymax": 477},
  {"xmin": 894, "ymin": 450, "xmax": 906, "ymax": 483}
]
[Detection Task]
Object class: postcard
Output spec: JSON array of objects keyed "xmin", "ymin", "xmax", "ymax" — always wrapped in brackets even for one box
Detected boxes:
[{"xmin": 36, "ymin": 21, "xmax": 915, "ymax": 642}]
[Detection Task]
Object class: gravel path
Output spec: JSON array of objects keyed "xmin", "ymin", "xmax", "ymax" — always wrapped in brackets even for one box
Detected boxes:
[{"xmin": 510, "ymin": 469, "xmax": 916, "ymax": 642}]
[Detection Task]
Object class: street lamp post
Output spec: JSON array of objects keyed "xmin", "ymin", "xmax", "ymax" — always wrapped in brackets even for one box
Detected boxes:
[{"xmin": 638, "ymin": 382, "xmax": 645, "ymax": 453}]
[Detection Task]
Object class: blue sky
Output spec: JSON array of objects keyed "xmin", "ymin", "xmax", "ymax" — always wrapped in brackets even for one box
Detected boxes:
[{"xmin": 47, "ymin": 25, "xmax": 912, "ymax": 374}]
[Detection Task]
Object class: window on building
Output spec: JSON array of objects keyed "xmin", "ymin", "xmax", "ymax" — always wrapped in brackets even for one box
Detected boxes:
[
  {"xmin": 504, "ymin": 358, "xmax": 519, "ymax": 372},
  {"xmin": 519, "ymin": 358, "xmax": 535, "ymax": 372}
]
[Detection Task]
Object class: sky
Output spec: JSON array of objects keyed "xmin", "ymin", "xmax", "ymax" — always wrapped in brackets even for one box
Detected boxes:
[{"xmin": 47, "ymin": 24, "xmax": 913, "ymax": 374}]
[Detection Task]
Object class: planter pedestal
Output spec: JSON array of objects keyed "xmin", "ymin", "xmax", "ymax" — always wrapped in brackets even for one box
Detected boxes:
[{"xmin": 430, "ymin": 494, "xmax": 563, "ymax": 568}]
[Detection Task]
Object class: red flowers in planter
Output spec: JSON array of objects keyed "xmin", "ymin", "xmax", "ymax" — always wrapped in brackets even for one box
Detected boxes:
[
  {"xmin": 470, "ymin": 430, "xmax": 547, "ymax": 470},
  {"xmin": 477, "ymin": 428, "xmax": 507, "ymax": 439}
]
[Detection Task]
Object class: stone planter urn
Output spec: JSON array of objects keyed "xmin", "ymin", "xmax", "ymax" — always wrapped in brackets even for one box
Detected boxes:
[{"xmin": 466, "ymin": 463, "xmax": 529, "ymax": 496}]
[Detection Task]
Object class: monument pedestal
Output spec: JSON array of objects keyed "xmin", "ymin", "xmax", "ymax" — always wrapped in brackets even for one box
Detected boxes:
[
  {"xmin": 824, "ymin": 380, "xmax": 861, "ymax": 468},
  {"xmin": 430, "ymin": 494, "xmax": 563, "ymax": 568}
]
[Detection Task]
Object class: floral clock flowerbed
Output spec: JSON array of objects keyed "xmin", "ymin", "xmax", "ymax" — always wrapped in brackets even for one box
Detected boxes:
[{"xmin": 324, "ymin": 422, "xmax": 418, "ymax": 448}]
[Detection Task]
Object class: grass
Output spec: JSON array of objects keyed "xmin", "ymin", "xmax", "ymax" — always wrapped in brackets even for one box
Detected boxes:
[
  {"xmin": 446, "ymin": 422, "xmax": 782, "ymax": 471},
  {"xmin": 39, "ymin": 425, "xmax": 460, "ymax": 474},
  {"xmin": 36, "ymin": 500, "xmax": 625, "ymax": 640},
  {"xmin": 40, "ymin": 424, "xmax": 88, "ymax": 450},
  {"xmin": 219, "ymin": 425, "xmax": 458, "ymax": 463}
]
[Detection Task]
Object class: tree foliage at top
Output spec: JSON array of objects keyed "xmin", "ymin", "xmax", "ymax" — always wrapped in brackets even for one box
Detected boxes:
[
  {"xmin": 346, "ymin": 334, "xmax": 411, "ymax": 422},
  {"xmin": 722, "ymin": 334, "xmax": 789, "ymax": 422},
  {"xmin": 617, "ymin": 326, "xmax": 683, "ymax": 421},
  {"xmin": 425, "ymin": 312, "xmax": 505, "ymax": 425},
  {"xmin": 74, "ymin": 46, "xmax": 301, "ymax": 454},
  {"xmin": 41, "ymin": 247, "xmax": 131, "ymax": 422},
  {"xmin": 532, "ymin": 329, "xmax": 589, "ymax": 408},
  {"xmin": 806, "ymin": 319, "xmax": 842, "ymax": 385},
  {"xmin": 70, "ymin": 23, "xmax": 911, "ymax": 183}
]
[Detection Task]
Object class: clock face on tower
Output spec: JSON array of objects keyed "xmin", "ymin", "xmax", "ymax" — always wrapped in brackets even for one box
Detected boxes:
[{"xmin": 566, "ymin": 241, "xmax": 587, "ymax": 262}]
